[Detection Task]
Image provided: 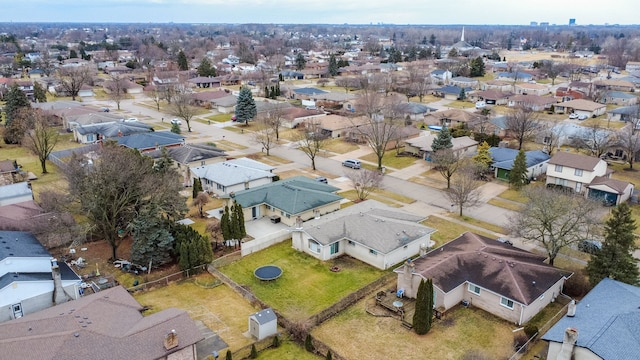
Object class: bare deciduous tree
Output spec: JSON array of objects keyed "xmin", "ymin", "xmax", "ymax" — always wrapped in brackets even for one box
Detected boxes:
[
  {"xmin": 571, "ymin": 123, "xmax": 617, "ymax": 158},
  {"xmin": 445, "ymin": 164, "xmax": 483, "ymax": 216},
  {"xmin": 509, "ymin": 187, "xmax": 600, "ymax": 266},
  {"xmin": 346, "ymin": 168, "xmax": 384, "ymax": 201},
  {"xmin": 23, "ymin": 109, "xmax": 58, "ymax": 174},
  {"xmin": 432, "ymin": 148, "xmax": 462, "ymax": 189},
  {"xmin": 293, "ymin": 120, "xmax": 328, "ymax": 171},
  {"xmin": 170, "ymin": 89, "xmax": 197, "ymax": 132},
  {"xmin": 192, "ymin": 192, "xmax": 210, "ymax": 218},
  {"xmin": 145, "ymin": 85, "xmax": 163, "ymax": 111},
  {"xmin": 253, "ymin": 116, "xmax": 278, "ymax": 156},
  {"xmin": 105, "ymin": 74, "xmax": 127, "ymax": 110},
  {"xmin": 58, "ymin": 65, "xmax": 93, "ymax": 101},
  {"xmin": 505, "ymin": 103, "xmax": 540, "ymax": 150},
  {"xmin": 618, "ymin": 125, "xmax": 640, "ymax": 169}
]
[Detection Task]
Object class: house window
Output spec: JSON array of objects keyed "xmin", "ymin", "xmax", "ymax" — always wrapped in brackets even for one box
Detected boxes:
[
  {"xmin": 201, "ymin": 160, "xmax": 206, "ymax": 166},
  {"xmin": 500, "ymin": 297, "xmax": 514, "ymax": 309},
  {"xmin": 369, "ymin": 249, "xmax": 378, "ymax": 256},
  {"xmin": 574, "ymin": 169, "xmax": 583, "ymax": 176},
  {"xmin": 555, "ymin": 165, "xmax": 563, "ymax": 172},
  {"xmin": 468, "ymin": 284, "xmax": 481, "ymax": 295},
  {"xmin": 217, "ymin": 183, "xmax": 223, "ymax": 190},
  {"xmin": 244, "ymin": 182, "xmax": 249, "ymax": 190},
  {"xmin": 87, "ymin": 134, "xmax": 95, "ymax": 142},
  {"xmin": 308, "ymin": 239, "xmax": 320, "ymax": 254},
  {"xmin": 330, "ymin": 242, "xmax": 339, "ymax": 255}
]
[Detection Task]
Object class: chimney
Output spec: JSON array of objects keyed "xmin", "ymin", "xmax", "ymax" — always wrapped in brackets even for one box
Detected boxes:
[
  {"xmin": 557, "ymin": 327, "xmax": 578, "ymax": 360},
  {"xmin": 567, "ymin": 300, "xmax": 577, "ymax": 317},
  {"xmin": 403, "ymin": 258, "xmax": 415, "ymax": 281},
  {"xmin": 294, "ymin": 216, "xmax": 303, "ymax": 230},
  {"xmin": 164, "ymin": 329, "xmax": 179, "ymax": 350},
  {"xmin": 51, "ymin": 259, "xmax": 70, "ymax": 305}
]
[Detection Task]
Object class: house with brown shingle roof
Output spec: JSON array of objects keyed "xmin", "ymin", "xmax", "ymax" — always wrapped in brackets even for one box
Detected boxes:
[
  {"xmin": 545, "ymin": 151, "xmax": 634, "ymax": 205},
  {"xmin": 0, "ymin": 286, "xmax": 203, "ymax": 360},
  {"xmin": 554, "ymin": 99, "xmax": 607, "ymax": 118},
  {"xmin": 507, "ymin": 94, "xmax": 556, "ymax": 111},
  {"xmin": 395, "ymin": 232, "xmax": 571, "ymax": 325}
]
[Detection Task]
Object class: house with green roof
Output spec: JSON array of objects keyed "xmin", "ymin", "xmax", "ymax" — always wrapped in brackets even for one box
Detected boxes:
[{"xmin": 223, "ymin": 176, "xmax": 343, "ymax": 226}]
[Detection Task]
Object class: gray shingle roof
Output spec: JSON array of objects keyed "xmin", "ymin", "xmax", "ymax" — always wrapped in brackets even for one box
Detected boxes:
[
  {"xmin": 191, "ymin": 158, "xmax": 275, "ymax": 186},
  {"xmin": 232, "ymin": 176, "xmax": 342, "ymax": 215},
  {"xmin": 146, "ymin": 144, "xmax": 226, "ymax": 164},
  {"xmin": 250, "ymin": 308, "xmax": 276, "ymax": 325},
  {"xmin": 489, "ymin": 148, "xmax": 550, "ymax": 170},
  {"xmin": 75, "ymin": 121, "xmax": 152, "ymax": 136},
  {"xmin": 115, "ymin": 131, "xmax": 185, "ymax": 150},
  {"xmin": 542, "ymin": 278, "xmax": 640, "ymax": 360},
  {"xmin": 0, "ymin": 230, "xmax": 50, "ymax": 260},
  {"xmin": 300, "ymin": 200, "xmax": 434, "ymax": 254}
]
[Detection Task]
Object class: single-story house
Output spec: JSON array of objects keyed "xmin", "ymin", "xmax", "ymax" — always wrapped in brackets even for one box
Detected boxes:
[
  {"xmin": 146, "ymin": 144, "xmax": 227, "ymax": 186},
  {"xmin": 210, "ymin": 95, "xmax": 238, "ymax": 114},
  {"xmin": 554, "ymin": 99, "xmax": 607, "ymax": 118},
  {"xmin": 223, "ymin": 176, "xmax": 343, "ymax": 226},
  {"xmin": 603, "ymin": 91, "xmax": 637, "ymax": 106},
  {"xmin": 400, "ymin": 102, "xmax": 438, "ymax": 121},
  {"xmin": 187, "ymin": 76, "xmax": 222, "ymax": 88},
  {"xmin": 73, "ymin": 121, "xmax": 153, "ymax": 144},
  {"xmin": 316, "ymin": 114, "xmax": 369, "ymax": 138},
  {"xmin": 190, "ymin": 89, "xmax": 230, "ymax": 108},
  {"xmin": 0, "ymin": 231, "xmax": 82, "ymax": 322},
  {"xmin": 449, "ymin": 76, "xmax": 478, "ymax": 89},
  {"xmin": 432, "ymin": 85, "xmax": 471, "ymax": 100},
  {"xmin": 279, "ymin": 107, "xmax": 327, "ymax": 129},
  {"xmin": 594, "ymin": 79, "xmax": 635, "ymax": 92},
  {"xmin": 291, "ymin": 87, "xmax": 327, "ymax": 100},
  {"xmin": 424, "ymin": 109, "xmax": 484, "ymax": 128},
  {"xmin": 495, "ymin": 71, "xmax": 533, "ymax": 82},
  {"xmin": 489, "ymin": 147, "xmax": 550, "ymax": 181},
  {"xmin": 514, "ymin": 82, "xmax": 550, "ymax": 96},
  {"xmin": 115, "ymin": 131, "xmax": 185, "ymax": 153},
  {"xmin": 480, "ymin": 80, "xmax": 513, "ymax": 92},
  {"xmin": 555, "ymin": 87, "xmax": 587, "ymax": 101},
  {"xmin": 469, "ymin": 89, "xmax": 512, "ymax": 106},
  {"xmin": 404, "ymin": 132, "xmax": 478, "ymax": 161},
  {"xmin": 291, "ymin": 200, "xmax": 436, "ymax": 270},
  {"xmin": 607, "ymin": 104, "xmax": 639, "ymax": 123},
  {"xmin": 506, "ymin": 94, "xmax": 556, "ymax": 111},
  {"xmin": 543, "ymin": 278, "xmax": 640, "ymax": 360},
  {"xmin": 395, "ymin": 232, "xmax": 571, "ymax": 325},
  {"xmin": 190, "ymin": 158, "xmax": 276, "ymax": 196},
  {"xmin": 0, "ymin": 286, "xmax": 203, "ymax": 359}
]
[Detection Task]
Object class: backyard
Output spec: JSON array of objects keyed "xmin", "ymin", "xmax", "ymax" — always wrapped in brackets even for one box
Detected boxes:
[{"xmin": 218, "ymin": 240, "xmax": 386, "ymax": 321}]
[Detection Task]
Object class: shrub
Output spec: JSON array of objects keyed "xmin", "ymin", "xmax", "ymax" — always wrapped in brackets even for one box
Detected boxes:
[
  {"xmin": 563, "ymin": 269, "xmax": 592, "ymax": 298},
  {"xmin": 272, "ymin": 335, "xmax": 281, "ymax": 348},
  {"xmin": 250, "ymin": 344, "xmax": 258, "ymax": 359},
  {"xmin": 524, "ymin": 323, "xmax": 539, "ymax": 339},
  {"xmin": 304, "ymin": 334, "xmax": 315, "ymax": 352},
  {"xmin": 513, "ymin": 333, "xmax": 529, "ymax": 352}
]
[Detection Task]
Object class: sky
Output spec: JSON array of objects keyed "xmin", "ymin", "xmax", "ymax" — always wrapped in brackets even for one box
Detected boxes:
[{"xmin": 0, "ymin": 0, "xmax": 637, "ymax": 25}]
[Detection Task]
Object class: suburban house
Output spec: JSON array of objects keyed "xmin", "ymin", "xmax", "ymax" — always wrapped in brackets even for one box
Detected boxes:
[
  {"xmin": 495, "ymin": 71, "xmax": 533, "ymax": 82},
  {"xmin": 223, "ymin": 176, "xmax": 342, "ymax": 226},
  {"xmin": 480, "ymin": 80, "xmax": 513, "ymax": 92},
  {"xmin": 146, "ymin": 144, "xmax": 227, "ymax": 186},
  {"xmin": 191, "ymin": 158, "xmax": 276, "ymax": 196},
  {"xmin": 0, "ymin": 182, "xmax": 33, "ymax": 206},
  {"xmin": 0, "ymin": 285, "xmax": 203, "ymax": 360},
  {"xmin": 514, "ymin": 82, "xmax": 550, "ymax": 96},
  {"xmin": 555, "ymin": 86, "xmax": 587, "ymax": 101},
  {"xmin": 316, "ymin": 114, "xmax": 369, "ymax": 138},
  {"xmin": 432, "ymin": 85, "xmax": 471, "ymax": 100},
  {"xmin": 279, "ymin": 107, "xmax": 327, "ymax": 129},
  {"xmin": 603, "ymin": 91, "xmax": 637, "ymax": 106},
  {"xmin": 607, "ymin": 104, "xmax": 639, "ymax": 123},
  {"xmin": 489, "ymin": 147, "xmax": 550, "ymax": 181},
  {"xmin": 424, "ymin": 108, "xmax": 484, "ymax": 128},
  {"xmin": 395, "ymin": 232, "xmax": 571, "ymax": 325},
  {"xmin": 545, "ymin": 151, "xmax": 634, "ymax": 205},
  {"xmin": 400, "ymin": 102, "xmax": 438, "ymax": 121},
  {"xmin": 430, "ymin": 69, "xmax": 452, "ymax": 84},
  {"xmin": 449, "ymin": 76, "xmax": 478, "ymax": 89},
  {"xmin": 291, "ymin": 200, "xmax": 436, "ymax": 270},
  {"xmin": 0, "ymin": 231, "xmax": 82, "ymax": 322},
  {"xmin": 72, "ymin": 121, "xmax": 153, "ymax": 144},
  {"xmin": 116, "ymin": 131, "xmax": 185, "ymax": 153},
  {"xmin": 594, "ymin": 78, "xmax": 635, "ymax": 92},
  {"xmin": 543, "ymin": 278, "xmax": 640, "ymax": 360},
  {"xmin": 404, "ymin": 132, "xmax": 478, "ymax": 161},
  {"xmin": 506, "ymin": 94, "xmax": 556, "ymax": 111},
  {"xmin": 470, "ymin": 89, "xmax": 512, "ymax": 106},
  {"xmin": 553, "ymin": 99, "xmax": 607, "ymax": 118}
]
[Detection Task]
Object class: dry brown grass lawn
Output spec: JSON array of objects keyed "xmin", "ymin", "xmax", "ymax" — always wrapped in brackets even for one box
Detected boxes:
[
  {"xmin": 313, "ymin": 297, "xmax": 514, "ymax": 360},
  {"xmin": 134, "ymin": 274, "xmax": 259, "ymax": 352}
]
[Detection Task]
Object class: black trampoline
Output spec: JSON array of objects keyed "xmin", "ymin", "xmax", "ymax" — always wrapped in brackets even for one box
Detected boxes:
[{"xmin": 254, "ymin": 265, "xmax": 283, "ymax": 281}]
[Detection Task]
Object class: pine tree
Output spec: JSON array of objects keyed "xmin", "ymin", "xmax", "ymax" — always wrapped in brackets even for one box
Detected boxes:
[
  {"xmin": 469, "ymin": 56, "xmax": 486, "ymax": 77},
  {"xmin": 236, "ymin": 87, "xmax": 257, "ymax": 125},
  {"xmin": 177, "ymin": 50, "xmax": 188, "ymax": 71},
  {"xmin": 234, "ymin": 203, "xmax": 246, "ymax": 239},
  {"xmin": 431, "ymin": 127, "xmax": 453, "ymax": 152},
  {"xmin": 3, "ymin": 83, "xmax": 31, "ymax": 144},
  {"xmin": 225, "ymin": 350, "xmax": 232, "ymax": 360},
  {"xmin": 328, "ymin": 54, "xmax": 338, "ymax": 76},
  {"xmin": 131, "ymin": 210, "xmax": 175, "ymax": 268},
  {"xmin": 192, "ymin": 178, "xmax": 203, "ymax": 199},
  {"xmin": 587, "ymin": 203, "xmax": 640, "ymax": 286},
  {"xmin": 413, "ymin": 278, "xmax": 434, "ymax": 335},
  {"xmin": 304, "ymin": 334, "xmax": 314, "ymax": 352},
  {"xmin": 250, "ymin": 344, "xmax": 258, "ymax": 359},
  {"xmin": 472, "ymin": 141, "xmax": 493, "ymax": 170},
  {"xmin": 197, "ymin": 57, "xmax": 216, "ymax": 77},
  {"xmin": 154, "ymin": 147, "xmax": 174, "ymax": 174},
  {"xmin": 33, "ymin": 82, "xmax": 47, "ymax": 103},
  {"xmin": 171, "ymin": 122, "xmax": 181, "ymax": 134},
  {"xmin": 264, "ymin": 86, "xmax": 270, "ymax": 98},
  {"xmin": 326, "ymin": 350, "xmax": 333, "ymax": 360},
  {"xmin": 272, "ymin": 335, "xmax": 281, "ymax": 348},
  {"xmin": 221, "ymin": 206, "xmax": 232, "ymax": 243},
  {"xmin": 295, "ymin": 53, "xmax": 306, "ymax": 70},
  {"xmin": 458, "ymin": 88, "xmax": 466, "ymax": 100},
  {"xmin": 508, "ymin": 149, "xmax": 528, "ymax": 190}
]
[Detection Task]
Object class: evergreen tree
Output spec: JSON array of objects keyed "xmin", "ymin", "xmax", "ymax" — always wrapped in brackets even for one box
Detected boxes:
[
  {"xmin": 234, "ymin": 202, "xmax": 246, "ymax": 239},
  {"xmin": 472, "ymin": 141, "xmax": 493, "ymax": 170},
  {"xmin": 429, "ymin": 34, "xmax": 436, "ymax": 45},
  {"xmin": 469, "ymin": 56, "xmax": 486, "ymax": 77},
  {"xmin": 295, "ymin": 53, "xmax": 306, "ymax": 70},
  {"xmin": 413, "ymin": 278, "xmax": 434, "ymax": 335},
  {"xmin": 69, "ymin": 49, "xmax": 78, "ymax": 58},
  {"xmin": 304, "ymin": 334, "xmax": 314, "ymax": 352},
  {"xmin": 154, "ymin": 147, "xmax": 174, "ymax": 174},
  {"xmin": 33, "ymin": 82, "xmax": 47, "ymax": 103},
  {"xmin": 458, "ymin": 88, "xmax": 466, "ymax": 100},
  {"xmin": 221, "ymin": 205, "xmax": 232, "ymax": 242},
  {"xmin": 192, "ymin": 178, "xmax": 203, "ymax": 199},
  {"xmin": 236, "ymin": 86, "xmax": 257, "ymax": 125},
  {"xmin": 177, "ymin": 50, "xmax": 189, "ymax": 71},
  {"xmin": 328, "ymin": 54, "xmax": 339, "ymax": 76},
  {"xmin": 431, "ymin": 127, "xmax": 453, "ymax": 152},
  {"xmin": 171, "ymin": 122, "xmax": 181, "ymax": 134},
  {"xmin": 272, "ymin": 335, "xmax": 281, "ymax": 348},
  {"xmin": 197, "ymin": 57, "xmax": 216, "ymax": 77},
  {"xmin": 508, "ymin": 149, "xmax": 528, "ymax": 190},
  {"xmin": 326, "ymin": 350, "xmax": 333, "ymax": 360},
  {"xmin": 131, "ymin": 209, "xmax": 175, "ymax": 268},
  {"xmin": 264, "ymin": 86, "xmax": 270, "ymax": 98},
  {"xmin": 250, "ymin": 344, "xmax": 258, "ymax": 359},
  {"xmin": 587, "ymin": 203, "xmax": 640, "ymax": 286},
  {"xmin": 3, "ymin": 84, "xmax": 31, "ymax": 144},
  {"xmin": 225, "ymin": 350, "xmax": 232, "ymax": 360}
]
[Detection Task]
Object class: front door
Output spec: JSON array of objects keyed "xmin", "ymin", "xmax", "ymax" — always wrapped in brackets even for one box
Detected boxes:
[
  {"xmin": 12, "ymin": 303, "xmax": 23, "ymax": 319},
  {"xmin": 252, "ymin": 206, "xmax": 259, "ymax": 219}
]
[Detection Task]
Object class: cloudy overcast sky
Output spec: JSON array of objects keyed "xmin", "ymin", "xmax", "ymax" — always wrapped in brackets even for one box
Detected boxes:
[{"xmin": 1, "ymin": 0, "xmax": 636, "ymax": 25}]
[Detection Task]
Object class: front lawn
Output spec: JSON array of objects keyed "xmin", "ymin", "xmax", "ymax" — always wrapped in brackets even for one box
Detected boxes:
[
  {"xmin": 359, "ymin": 151, "xmax": 417, "ymax": 170},
  {"xmin": 313, "ymin": 297, "xmax": 515, "ymax": 360},
  {"xmin": 323, "ymin": 138, "xmax": 359, "ymax": 154},
  {"xmin": 219, "ymin": 240, "xmax": 386, "ymax": 321}
]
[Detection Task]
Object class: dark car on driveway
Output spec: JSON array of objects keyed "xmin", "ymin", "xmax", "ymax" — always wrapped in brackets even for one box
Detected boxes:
[{"xmin": 578, "ymin": 239, "xmax": 602, "ymax": 254}]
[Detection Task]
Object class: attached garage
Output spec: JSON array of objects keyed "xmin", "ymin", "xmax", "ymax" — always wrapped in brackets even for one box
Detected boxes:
[{"xmin": 588, "ymin": 176, "xmax": 634, "ymax": 206}]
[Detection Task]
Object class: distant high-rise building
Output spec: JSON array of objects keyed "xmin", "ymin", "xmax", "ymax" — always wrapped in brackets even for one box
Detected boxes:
[
  {"xmin": 540, "ymin": 22, "xmax": 550, "ymax": 27},
  {"xmin": 530, "ymin": 21, "xmax": 538, "ymax": 26},
  {"xmin": 569, "ymin": 18, "xmax": 576, "ymax": 25}
]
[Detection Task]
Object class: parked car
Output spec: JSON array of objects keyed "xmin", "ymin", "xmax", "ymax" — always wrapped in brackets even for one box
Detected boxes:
[
  {"xmin": 124, "ymin": 117, "xmax": 138, "ymax": 122},
  {"xmin": 475, "ymin": 101, "xmax": 486, "ymax": 109},
  {"xmin": 315, "ymin": 176, "xmax": 328, "ymax": 183},
  {"xmin": 497, "ymin": 237, "xmax": 513, "ymax": 246},
  {"xmin": 100, "ymin": 107, "xmax": 110, "ymax": 112},
  {"xmin": 231, "ymin": 114, "xmax": 237, "ymax": 121},
  {"xmin": 170, "ymin": 118, "xmax": 182, "ymax": 125},
  {"xmin": 578, "ymin": 114, "xmax": 588, "ymax": 120},
  {"xmin": 569, "ymin": 113, "xmax": 579, "ymax": 119},
  {"xmin": 578, "ymin": 239, "xmax": 602, "ymax": 254},
  {"xmin": 342, "ymin": 159, "xmax": 361, "ymax": 169}
]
